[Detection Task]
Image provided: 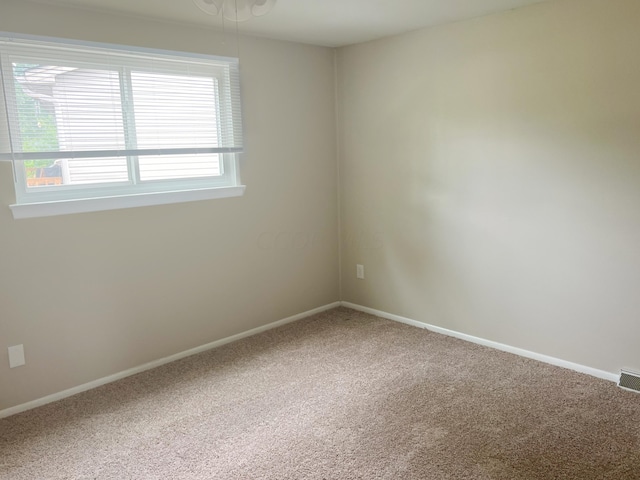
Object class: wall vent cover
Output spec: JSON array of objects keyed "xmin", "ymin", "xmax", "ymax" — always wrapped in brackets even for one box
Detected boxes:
[{"xmin": 619, "ymin": 370, "xmax": 640, "ymax": 393}]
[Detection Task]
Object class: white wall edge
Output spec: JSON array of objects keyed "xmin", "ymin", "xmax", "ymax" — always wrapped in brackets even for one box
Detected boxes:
[
  {"xmin": 0, "ymin": 301, "xmax": 341, "ymax": 419},
  {"xmin": 341, "ymin": 302, "xmax": 619, "ymax": 383}
]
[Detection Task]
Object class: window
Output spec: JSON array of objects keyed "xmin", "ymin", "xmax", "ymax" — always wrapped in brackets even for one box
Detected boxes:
[{"xmin": 0, "ymin": 33, "xmax": 245, "ymax": 218}]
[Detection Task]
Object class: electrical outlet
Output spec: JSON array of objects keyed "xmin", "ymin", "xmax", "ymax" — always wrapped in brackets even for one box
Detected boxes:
[
  {"xmin": 8, "ymin": 345, "xmax": 25, "ymax": 368},
  {"xmin": 356, "ymin": 264, "xmax": 365, "ymax": 279}
]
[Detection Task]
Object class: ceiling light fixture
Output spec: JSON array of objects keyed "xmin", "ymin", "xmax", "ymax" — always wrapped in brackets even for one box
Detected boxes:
[{"xmin": 193, "ymin": 0, "xmax": 277, "ymax": 22}]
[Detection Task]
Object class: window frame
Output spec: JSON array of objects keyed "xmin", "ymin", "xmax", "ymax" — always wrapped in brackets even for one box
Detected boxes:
[{"xmin": 0, "ymin": 32, "xmax": 245, "ymax": 218}]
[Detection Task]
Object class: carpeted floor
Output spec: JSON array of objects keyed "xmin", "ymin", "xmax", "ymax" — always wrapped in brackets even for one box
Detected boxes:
[{"xmin": 1, "ymin": 307, "xmax": 639, "ymax": 479}]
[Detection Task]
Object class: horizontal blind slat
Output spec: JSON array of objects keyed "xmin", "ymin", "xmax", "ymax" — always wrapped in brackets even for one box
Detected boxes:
[{"xmin": 0, "ymin": 147, "xmax": 241, "ymax": 161}]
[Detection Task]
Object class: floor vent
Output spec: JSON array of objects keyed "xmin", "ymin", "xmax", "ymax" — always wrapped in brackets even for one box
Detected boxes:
[{"xmin": 619, "ymin": 370, "xmax": 640, "ymax": 393}]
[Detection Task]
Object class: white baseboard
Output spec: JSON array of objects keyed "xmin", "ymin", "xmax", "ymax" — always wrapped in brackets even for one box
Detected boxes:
[
  {"xmin": 2, "ymin": 301, "xmax": 619, "ymax": 419},
  {"xmin": 341, "ymin": 302, "xmax": 619, "ymax": 383},
  {"xmin": 0, "ymin": 302, "xmax": 341, "ymax": 420}
]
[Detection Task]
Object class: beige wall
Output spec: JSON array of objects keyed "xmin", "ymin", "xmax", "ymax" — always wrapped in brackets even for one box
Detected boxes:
[
  {"xmin": 0, "ymin": 0, "xmax": 338, "ymax": 410},
  {"xmin": 338, "ymin": 0, "xmax": 640, "ymax": 374}
]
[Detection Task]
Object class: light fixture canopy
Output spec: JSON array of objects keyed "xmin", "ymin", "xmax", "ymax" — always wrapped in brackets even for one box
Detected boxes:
[
  {"xmin": 250, "ymin": 0, "xmax": 276, "ymax": 17},
  {"xmin": 193, "ymin": 0, "xmax": 277, "ymax": 22}
]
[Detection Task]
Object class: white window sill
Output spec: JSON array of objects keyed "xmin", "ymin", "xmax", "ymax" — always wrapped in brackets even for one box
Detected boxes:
[{"xmin": 10, "ymin": 185, "xmax": 246, "ymax": 219}]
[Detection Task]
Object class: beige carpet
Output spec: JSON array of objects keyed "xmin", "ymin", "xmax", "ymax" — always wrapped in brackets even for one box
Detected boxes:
[{"xmin": 1, "ymin": 307, "xmax": 639, "ymax": 479}]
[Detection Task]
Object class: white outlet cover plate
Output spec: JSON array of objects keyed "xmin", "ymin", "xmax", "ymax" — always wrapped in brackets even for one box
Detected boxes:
[
  {"xmin": 357, "ymin": 264, "xmax": 365, "ymax": 279},
  {"xmin": 8, "ymin": 345, "xmax": 25, "ymax": 368}
]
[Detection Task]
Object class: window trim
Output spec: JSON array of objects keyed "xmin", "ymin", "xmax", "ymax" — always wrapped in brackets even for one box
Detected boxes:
[
  {"xmin": 10, "ymin": 185, "xmax": 246, "ymax": 219},
  {"xmin": 0, "ymin": 32, "xmax": 245, "ymax": 218}
]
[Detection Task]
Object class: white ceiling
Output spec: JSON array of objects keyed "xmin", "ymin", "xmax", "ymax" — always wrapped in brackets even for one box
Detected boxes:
[{"xmin": 33, "ymin": 0, "xmax": 555, "ymax": 47}]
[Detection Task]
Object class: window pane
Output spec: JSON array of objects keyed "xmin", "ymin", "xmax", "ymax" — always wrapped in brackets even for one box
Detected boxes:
[
  {"xmin": 131, "ymin": 72, "xmax": 222, "ymax": 181},
  {"xmin": 13, "ymin": 64, "xmax": 60, "ymax": 153},
  {"xmin": 131, "ymin": 71, "xmax": 222, "ymax": 180},
  {"xmin": 25, "ymin": 160, "xmax": 62, "ymax": 188},
  {"xmin": 52, "ymin": 69, "xmax": 126, "ymax": 153},
  {"xmin": 15, "ymin": 64, "xmax": 129, "ymax": 186},
  {"xmin": 139, "ymin": 154, "xmax": 221, "ymax": 182},
  {"xmin": 64, "ymin": 157, "xmax": 128, "ymax": 185},
  {"xmin": 24, "ymin": 157, "xmax": 129, "ymax": 188}
]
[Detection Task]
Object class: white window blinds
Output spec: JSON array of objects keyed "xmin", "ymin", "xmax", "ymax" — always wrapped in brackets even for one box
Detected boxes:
[{"xmin": 0, "ymin": 34, "xmax": 244, "ymax": 164}]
